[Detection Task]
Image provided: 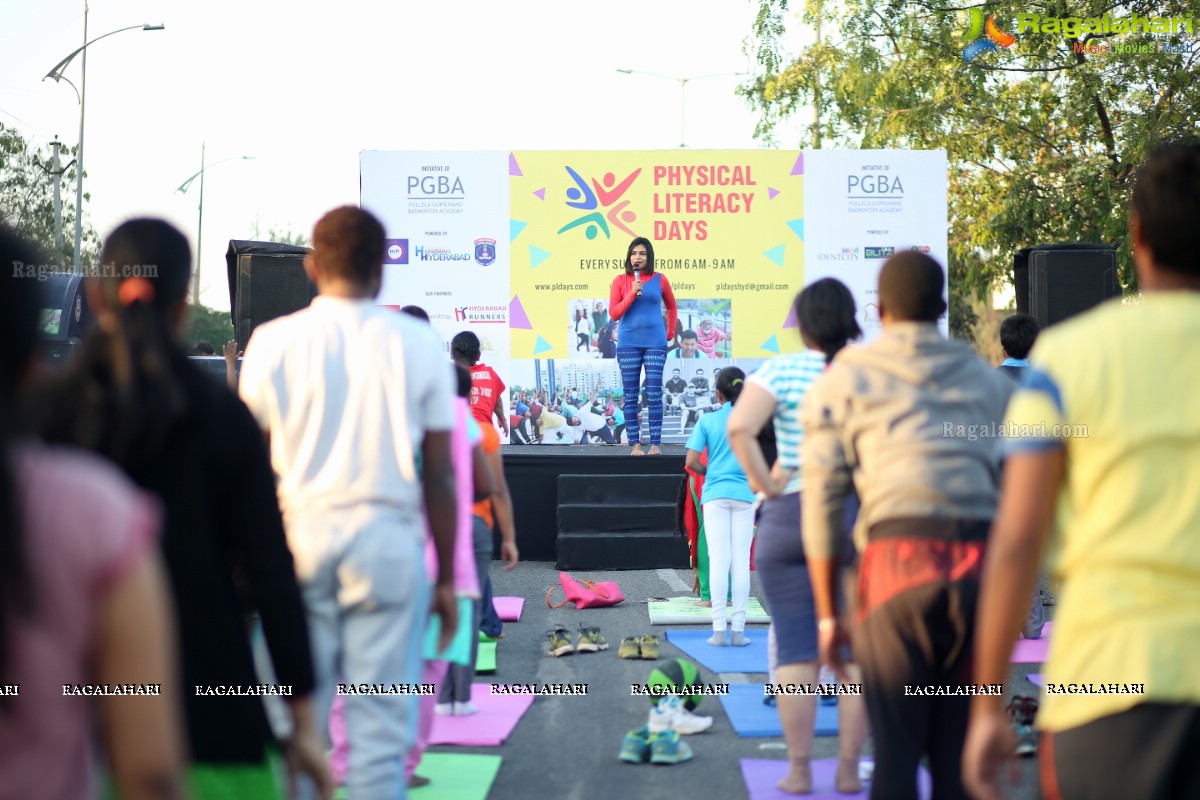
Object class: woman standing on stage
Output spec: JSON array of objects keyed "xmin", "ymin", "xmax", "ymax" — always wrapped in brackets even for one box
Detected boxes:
[{"xmin": 608, "ymin": 237, "xmax": 677, "ymax": 456}]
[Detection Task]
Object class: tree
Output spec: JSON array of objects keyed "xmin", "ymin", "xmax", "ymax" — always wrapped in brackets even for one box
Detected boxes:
[
  {"xmin": 184, "ymin": 304, "xmax": 234, "ymax": 352},
  {"xmin": 0, "ymin": 126, "xmax": 101, "ymax": 266},
  {"xmin": 250, "ymin": 221, "xmax": 310, "ymax": 248},
  {"xmin": 743, "ymin": 0, "xmax": 1199, "ymax": 342}
]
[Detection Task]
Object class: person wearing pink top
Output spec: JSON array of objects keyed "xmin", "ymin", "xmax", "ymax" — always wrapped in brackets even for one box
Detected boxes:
[{"xmin": 0, "ymin": 227, "xmax": 186, "ymax": 800}]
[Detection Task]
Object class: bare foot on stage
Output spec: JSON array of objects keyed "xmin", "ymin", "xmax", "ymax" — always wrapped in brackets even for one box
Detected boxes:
[
  {"xmin": 698, "ymin": 600, "xmax": 712, "ymax": 608},
  {"xmin": 647, "ymin": 446, "xmax": 662, "ymax": 456},
  {"xmin": 630, "ymin": 444, "xmax": 646, "ymax": 456}
]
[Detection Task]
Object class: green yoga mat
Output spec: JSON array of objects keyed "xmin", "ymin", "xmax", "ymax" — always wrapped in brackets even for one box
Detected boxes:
[
  {"xmin": 476, "ymin": 639, "xmax": 497, "ymax": 673},
  {"xmin": 648, "ymin": 595, "xmax": 771, "ymax": 625},
  {"xmin": 333, "ymin": 753, "xmax": 502, "ymax": 800}
]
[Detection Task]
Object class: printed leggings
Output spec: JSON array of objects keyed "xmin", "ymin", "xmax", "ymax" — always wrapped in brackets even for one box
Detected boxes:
[{"xmin": 617, "ymin": 345, "xmax": 666, "ymax": 446}]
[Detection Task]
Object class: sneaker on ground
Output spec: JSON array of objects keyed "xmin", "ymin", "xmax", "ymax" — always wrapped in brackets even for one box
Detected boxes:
[
  {"xmin": 648, "ymin": 695, "xmax": 713, "ymax": 735},
  {"xmin": 1014, "ymin": 722, "xmax": 1038, "ymax": 756},
  {"xmin": 618, "ymin": 637, "xmax": 641, "ymax": 659},
  {"xmin": 452, "ymin": 702, "xmax": 478, "ymax": 716},
  {"xmin": 434, "ymin": 702, "xmax": 453, "ymax": 716},
  {"xmin": 546, "ymin": 626, "xmax": 574, "ymax": 657},
  {"xmin": 639, "ymin": 634, "xmax": 660, "ymax": 660},
  {"xmin": 649, "ymin": 729, "xmax": 694, "ymax": 765},
  {"xmin": 576, "ymin": 626, "xmax": 609, "ymax": 653},
  {"xmin": 619, "ymin": 726, "xmax": 652, "ymax": 763}
]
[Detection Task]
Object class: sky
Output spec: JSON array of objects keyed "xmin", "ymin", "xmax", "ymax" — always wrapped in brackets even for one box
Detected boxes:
[{"xmin": 0, "ymin": 0, "xmax": 811, "ymax": 309}]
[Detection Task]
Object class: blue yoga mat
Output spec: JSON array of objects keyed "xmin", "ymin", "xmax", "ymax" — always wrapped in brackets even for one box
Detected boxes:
[
  {"xmin": 720, "ymin": 683, "xmax": 839, "ymax": 738},
  {"xmin": 663, "ymin": 628, "xmax": 769, "ymax": 674}
]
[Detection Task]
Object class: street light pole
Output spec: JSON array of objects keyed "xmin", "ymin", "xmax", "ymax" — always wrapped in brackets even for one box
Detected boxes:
[
  {"xmin": 44, "ymin": 12, "xmax": 164, "ymax": 270},
  {"xmin": 176, "ymin": 147, "xmax": 255, "ymax": 305},
  {"xmin": 617, "ymin": 69, "xmax": 747, "ymax": 149}
]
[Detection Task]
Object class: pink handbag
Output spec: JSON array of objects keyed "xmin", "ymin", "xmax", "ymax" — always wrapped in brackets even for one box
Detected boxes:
[{"xmin": 546, "ymin": 572, "xmax": 625, "ymax": 609}]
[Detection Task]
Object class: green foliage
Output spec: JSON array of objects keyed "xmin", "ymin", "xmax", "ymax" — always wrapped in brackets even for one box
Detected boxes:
[
  {"xmin": 184, "ymin": 304, "xmax": 234, "ymax": 352},
  {"xmin": 0, "ymin": 127, "xmax": 101, "ymax": 265},
  {"xmin": 743, "ymin": 0, "xmax": 1200, "ymax": 318},
  {"xmin": 251, "ymin": 221, "xmax": 311, "ymax": 248}
]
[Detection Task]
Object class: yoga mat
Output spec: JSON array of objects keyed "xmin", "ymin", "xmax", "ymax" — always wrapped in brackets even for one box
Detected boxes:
[
  {"xmin": 1027, "ymin": 673, "xmax": 1044, "ymax": 687},
  {"xmin": 476, "ymin": 639, "xmax": 497, "ymax": 674},
  {"xmin": 649, "ymin": 595, "xmax": 771, "ymax": 625},
  {"xmin": 741, "ymin": 758, "xmax": 931, "ymax": 800},
  {"xmin": 334, "ymin": 753, "xmax": 502, "ymax": 800},
  {"xmin": 663, "ymin": 628, "xmax": 769, "ymax": 674},
  {"xmin": 720, "ymin": 683, "xmax": 839, "ymax": 738},
  {"xmin": 1011, "ymin": 622, "xmax": 1054, "ymax": 663},
  {"xmin": 430, "ymin": 683, "xmax": 534, "ymax": 746},
  {"xmin": 493, "ymin": 596, "xmax": 524, "ymax": 622}
]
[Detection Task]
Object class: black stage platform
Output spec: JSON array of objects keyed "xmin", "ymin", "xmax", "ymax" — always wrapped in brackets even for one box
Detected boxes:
[{"xmin": 500, "ymin": 444, "xmax": 691, "ymax": 570}]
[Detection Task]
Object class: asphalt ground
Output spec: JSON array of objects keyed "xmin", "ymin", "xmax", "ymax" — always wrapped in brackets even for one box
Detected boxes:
[{"xmin": 424, "ymin": 560, "xmax": 1044, "ymax": 800}]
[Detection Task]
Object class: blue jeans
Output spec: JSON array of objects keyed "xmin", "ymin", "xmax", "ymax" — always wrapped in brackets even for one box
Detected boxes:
[{"xmin": 287, "ymin": 506, "xmax": 428, "ymax": 800}]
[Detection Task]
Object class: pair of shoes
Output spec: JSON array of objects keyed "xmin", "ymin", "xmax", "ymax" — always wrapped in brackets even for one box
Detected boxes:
[
  {"xmin": 546, "ymin": 626, "xmax": 574, "ymax": 657},
  {"xmin": 576, "ymin": 626, "xmax": 608, "ymax": 653},
  {"xmin": 618, "ymin": 726, "xmax": 694, "ymax": 765},
  {"xmin": 648, "ymin": 695, "xmax": 713, "ymax": 735},
  {"xmin": 618, "ymin": 635, "xmax": 661, "ymax": 659},
  {"xmin": 1006, "ymin": 695, "xmax": 1039, "ymax": 756}
]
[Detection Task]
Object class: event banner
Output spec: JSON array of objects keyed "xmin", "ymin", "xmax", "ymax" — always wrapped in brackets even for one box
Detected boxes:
[
  {"xmin": 509, "ymin": 150, "xmax": 807, "ymax": 360},
  {"xmin": 803, "ymin": 150, "xmax": 950, "ymax": 335},
  {"xmin": 361, "ymin": 150, "xmax": 512, "ymax": 363}
]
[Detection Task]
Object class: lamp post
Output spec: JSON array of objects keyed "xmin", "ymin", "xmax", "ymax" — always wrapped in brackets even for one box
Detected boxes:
[
  {"xmin": 616, "ymin": 69, "xmax": 747, "ymax": 148},
  {"xmin": 176, "ymin": 145, "xmax": 255, "ymax": 305},
  {"xmin": 44, "ymin": 8, "xmax": 164, "ymax": 271}
]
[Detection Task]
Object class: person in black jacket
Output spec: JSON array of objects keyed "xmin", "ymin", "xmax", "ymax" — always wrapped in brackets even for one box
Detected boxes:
[{"xmin": 31, "ymin": 219, "xmax": 330, "ymax": 800}]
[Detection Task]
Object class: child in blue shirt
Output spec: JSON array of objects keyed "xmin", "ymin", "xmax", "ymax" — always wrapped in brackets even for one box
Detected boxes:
[{"xmin": 685, "ymin": 367, "xmax": 755, "ymax": 646}]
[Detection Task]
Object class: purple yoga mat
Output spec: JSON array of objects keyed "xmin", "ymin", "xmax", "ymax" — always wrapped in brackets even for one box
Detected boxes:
[
  {"xmin": 429, "ymin": 683, "xmax": 534, "ymax": 746},
  {"xmin": 493, "ymin": 596, "xmax": 524, "ymax": 622},
  {"xmin": 1010, "ymin": 622, "xmax": 1054, "ymax": 663},
  {"xmin": 1026, "ymin": 673, "xmax": 1044, "ymax": 687},
  {"xmin": 741, "ymin": 758, "xmax": 931, "ymax": 800}
]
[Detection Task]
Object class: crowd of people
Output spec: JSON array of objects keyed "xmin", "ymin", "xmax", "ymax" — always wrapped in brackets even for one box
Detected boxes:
[{"xmin": 0, "ymin": 141, "xmax": 1196, "ymax": 800}]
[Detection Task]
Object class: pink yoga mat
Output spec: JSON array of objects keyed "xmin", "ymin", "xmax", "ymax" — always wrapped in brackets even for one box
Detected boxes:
[
  {"xmin": 1010, "ymin": 622, "xmax": 1054, "ymax": 663},
  {"xmin": 429, "ymin": 683, "xmax": 534, "ymax": 746},
  {"xmin": 741, "ymin": 758, "xmax": 931, "ymax": 799},
  {"xmin": 493, "ymin": 596, "xmax": 524, "ymax": 622}
]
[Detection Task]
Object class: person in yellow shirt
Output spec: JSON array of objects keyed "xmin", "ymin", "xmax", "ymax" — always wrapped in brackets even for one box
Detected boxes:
[{"xmin": 964, "ymin": 141, "xmax": 1200, "ymax": 800}]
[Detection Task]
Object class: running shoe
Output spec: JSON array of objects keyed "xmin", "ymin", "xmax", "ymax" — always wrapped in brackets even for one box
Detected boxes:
[
  {"xmin": 618, "ymin": 637, "xmax": 641, "ymax": 659},
  {"xmin": 546, "ymin": 626, "xmax": 574, "ymax": 657},
  {"xmin": 576, "ymin": 626, "xmax": 609, "ymax": 653},
  {"xmin": 649, "ymin": 729, "xmax": 694, "ymax": 765},
  {"xmin": 639, "ymin": 634, "xmax": 660, "ymax": 660},
  {"xmin": 618, "ymin": 726, "xmax": 652, "ymax": 763},
  {"xmin": 648, "ymin": 695, "xmax": 713, "ymax": 735}
]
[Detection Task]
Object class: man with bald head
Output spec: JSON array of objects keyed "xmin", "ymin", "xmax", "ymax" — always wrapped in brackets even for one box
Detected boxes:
[{"xmin": 800, "ymin": 251, "xmax": 1014, "ymax": 800}]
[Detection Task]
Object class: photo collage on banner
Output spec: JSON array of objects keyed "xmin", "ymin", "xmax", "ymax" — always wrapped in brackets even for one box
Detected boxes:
[
  {"xmin": 506, "ymin": 357, "xmax": 768, "ymax": 447},
  {"xmin": 360, "ymin": 150, "xmax": 513, "ymax": 436},
  {"xmin": 802, "ymin": 150, "xmax": 950, "ymax": 339}
]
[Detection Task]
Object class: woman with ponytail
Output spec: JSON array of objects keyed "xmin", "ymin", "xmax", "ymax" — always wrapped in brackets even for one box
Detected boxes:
[
  {"xmin": 684, "ymin": 367, "xmax": 756, "ymax": 647},
  {"xmin": 31, "ymin": 219, "xmax": 331, "ymax": 800},
  {"xmin": 726, "ymin": 278, "xmax": 868, "ymax": 795},
  {"xmin": 0, "ymin": 227, "xmax": 185, "ymax": 799}
]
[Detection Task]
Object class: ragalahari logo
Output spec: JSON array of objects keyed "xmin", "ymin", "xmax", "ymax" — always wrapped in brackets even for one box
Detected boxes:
[
  {"xmin": 557, "ymin": 166, "xmax": 641, "ymax": 240},
  {"xmin": 962, "ymin": 9, "xmax": 1017, "ymax": 62}
]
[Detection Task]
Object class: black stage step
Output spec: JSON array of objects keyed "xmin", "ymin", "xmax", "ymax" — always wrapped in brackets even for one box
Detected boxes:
[
  {"xmin": 554, "ymin": 471, "xmax": 687, "ymax": 569},
  {"xmin": 557, "ymin": 473, "xmax": 682, "ymax": 505}
]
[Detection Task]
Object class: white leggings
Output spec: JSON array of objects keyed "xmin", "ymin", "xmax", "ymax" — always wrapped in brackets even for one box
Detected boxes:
[{"xmin": 702, "ymin": 498, "xmax": 755, "ymax": 632}]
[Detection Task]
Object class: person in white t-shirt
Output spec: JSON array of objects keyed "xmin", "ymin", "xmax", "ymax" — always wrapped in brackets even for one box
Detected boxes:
[{"xmin": 239, "ymin": 206, "xmax": 458, "ymax": 800}]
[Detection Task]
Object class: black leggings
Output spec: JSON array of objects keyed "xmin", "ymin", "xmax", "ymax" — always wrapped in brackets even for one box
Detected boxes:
[{"xmin": 854, "ymin": 580, "xmax": 979, "ymax": 800}]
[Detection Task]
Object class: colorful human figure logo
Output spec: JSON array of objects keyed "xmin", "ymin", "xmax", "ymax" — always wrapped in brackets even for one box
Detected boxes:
[
  {"xmin": 962, "ymin": 9, "xmax": 1016, "ymax": 62},
  {"xmin": 557, "ymin": 166, "xmax": 641, "ymax": 239}
]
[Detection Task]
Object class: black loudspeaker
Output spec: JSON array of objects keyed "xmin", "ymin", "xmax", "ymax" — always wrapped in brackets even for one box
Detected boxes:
[
  {"xmin": 1012, "ymin": 243, "xmax": 1120, "ymax": 327},
  {"xmin": 226, "ymin": 240, "xmax": 316, "ymax": 348}
]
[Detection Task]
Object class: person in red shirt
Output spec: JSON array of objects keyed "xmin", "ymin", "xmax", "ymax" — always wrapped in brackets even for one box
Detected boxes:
[{"xmin": 452, "ymin": 331, "xmax": 508, "ymax": 436}]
